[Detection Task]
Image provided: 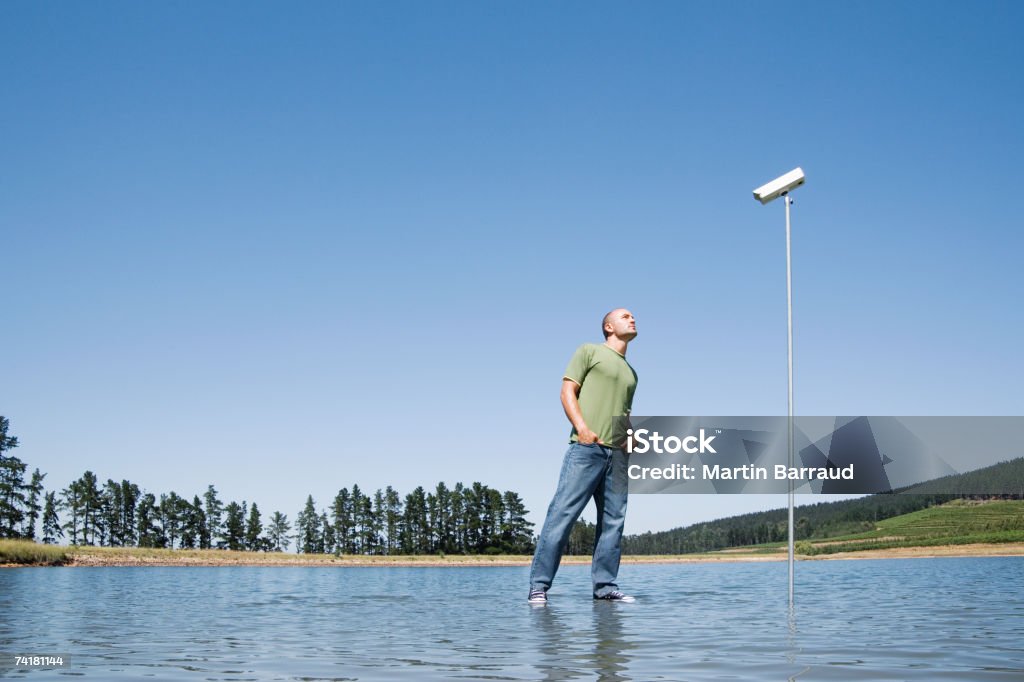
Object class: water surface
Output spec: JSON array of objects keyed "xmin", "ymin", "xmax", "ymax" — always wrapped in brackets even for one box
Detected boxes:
[{"xmin": 2, "ymin": 557, "xmax": 1022, "ymax": 680}]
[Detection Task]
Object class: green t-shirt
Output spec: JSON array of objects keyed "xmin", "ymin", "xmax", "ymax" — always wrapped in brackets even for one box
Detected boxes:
[{"xmin": 563, "ymin": 343, "xmax": 638, "ymax": 448}]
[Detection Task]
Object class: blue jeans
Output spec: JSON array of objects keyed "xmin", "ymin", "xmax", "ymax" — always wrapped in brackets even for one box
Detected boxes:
[{"xmin": 529, "ymin": 442, "xmax": 629, "ymax": 598}]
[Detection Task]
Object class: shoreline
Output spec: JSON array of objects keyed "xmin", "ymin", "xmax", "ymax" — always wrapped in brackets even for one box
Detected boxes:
[{"xmin": 4, "ymin": 543, "xmax": 1023, "ymax": 568}]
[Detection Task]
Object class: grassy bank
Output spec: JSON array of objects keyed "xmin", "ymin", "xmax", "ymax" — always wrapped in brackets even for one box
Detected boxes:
[
  {"xmin": 0, "ymin": 543, "xmax": 778, "ymax": 567},
  {"xmin": 0, "ymin": 539, "xmax": 70, "ymax": 565},
  {"xmin": 3, "ymin": 541, "xmax": 1022, "ymax": 567}
]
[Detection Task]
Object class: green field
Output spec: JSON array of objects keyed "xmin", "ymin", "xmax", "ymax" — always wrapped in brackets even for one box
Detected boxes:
[{"xmin": 793, "ymin": 499, "xmax": 1024, "ymax": 555}]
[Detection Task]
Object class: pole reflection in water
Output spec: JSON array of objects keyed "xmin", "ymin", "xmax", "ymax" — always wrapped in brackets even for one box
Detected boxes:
[{"xmin": 786, "ymin": 603, "xmax": 812, "ymax": 681}]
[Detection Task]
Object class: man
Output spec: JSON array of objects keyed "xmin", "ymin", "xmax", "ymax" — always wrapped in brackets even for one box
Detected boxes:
[{"xmin": 528, "ymin": 308, "xmax": 638, "ymax": 604}]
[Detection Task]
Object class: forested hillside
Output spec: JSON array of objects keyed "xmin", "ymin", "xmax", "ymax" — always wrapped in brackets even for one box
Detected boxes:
[{"xmin": 616, "ymin": 458, "xmax": 1024, "ymax": 555}]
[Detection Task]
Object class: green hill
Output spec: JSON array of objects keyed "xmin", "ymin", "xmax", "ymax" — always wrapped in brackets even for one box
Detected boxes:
[
  {"xmin": 795, "ymin": 498, "xmax": 1024, "ymax": 555},
  {"xmin": 619, "ymin": 457, "xmax": 1024, "ymax": 555}
]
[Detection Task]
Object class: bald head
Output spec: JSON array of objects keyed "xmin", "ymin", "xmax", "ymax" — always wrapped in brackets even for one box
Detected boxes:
[{"xmin": 602, "ymin": 308, "xmax": 637, "ymax": 341}]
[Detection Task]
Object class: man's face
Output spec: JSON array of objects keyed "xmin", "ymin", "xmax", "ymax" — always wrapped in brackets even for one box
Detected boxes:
[{"xmin": 606, "ymin": 309, "xmax": 637, "ymax": 341}]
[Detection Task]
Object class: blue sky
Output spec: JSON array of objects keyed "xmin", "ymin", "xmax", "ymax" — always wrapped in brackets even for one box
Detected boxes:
[{"xmin": 3, "ymin": 1, "xmax": 1022, "ymax": 536}]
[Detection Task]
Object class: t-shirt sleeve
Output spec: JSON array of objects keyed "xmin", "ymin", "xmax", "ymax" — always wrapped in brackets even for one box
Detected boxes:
[{"xmin": 563, "ymin": 344, "xmax": 592, "ymax": 385}]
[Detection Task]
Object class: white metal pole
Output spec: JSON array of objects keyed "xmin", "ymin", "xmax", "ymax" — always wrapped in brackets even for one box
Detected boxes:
[{"xmin": 785, "ymin": 194, "xmax": 795, "ymax": 609}]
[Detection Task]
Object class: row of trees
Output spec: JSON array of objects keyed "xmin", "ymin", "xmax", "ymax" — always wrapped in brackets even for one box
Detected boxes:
[
  {"xmin": 0, "ymin": 416, "xmax": 535, "ymax": 555},
  {"xmin": 292, "ymin": 482, "xmax": 534, "ymax": 555},
  {"xmin": 54, "ymin": 474, "xmax": 285, "ymax": 552}
]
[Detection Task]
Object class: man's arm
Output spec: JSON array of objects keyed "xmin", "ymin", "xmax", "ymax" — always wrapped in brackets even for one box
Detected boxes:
[{"xmin": 561, "ymin": 378, "xmax": 601, "ymax": 444}]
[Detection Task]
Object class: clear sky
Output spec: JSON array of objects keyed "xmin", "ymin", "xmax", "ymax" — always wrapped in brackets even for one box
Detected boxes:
[{"xmin": 3, "ymin": 1, "xmax": 1022, "ymax": 536}]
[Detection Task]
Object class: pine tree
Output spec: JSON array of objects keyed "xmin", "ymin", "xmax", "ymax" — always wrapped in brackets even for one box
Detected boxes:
[
  {"xmin": 72, "ymin": 471, "xmax": 102, "ymax": 546},
  {"xmin": 427, "ymin": 491, "xmax": 439, "ymax": 552},
  {"xmin": 332, "ymin": 488, "xmax": 353, "ymax": 554},
  {"xmin": 384, "ymin": 486, "xmax": 402, "ymax": 555},
  {"xmin": 61, "ymin": 480, "xmax": 83, "ymax": 545},
  {"xmin": 482, "ymin": 486, "xmax": 504, "ymax": 552},
  {"xmin": 160, "ymin": 492, "xmax": 184, "ymax": 549},
  {"xmin": 203, "ymin": 485, "xmax": 224, "ymax": 549},
  {"xmin": 350, "ymin": 485, "xmax": 365, "ymax": 553},
  {"xmin": 464, "ymin": 483, "xmax": 485, "ymax": 552},
  {"xmin": 0, "ymin": 416, "xmax": 19, "ymax": 455},
  {"xmin": 450, "ymin": 483, "xmax": 466, "ymax": 553},
  {"xmin": 101, "ymin": 479, "xmax": 123, "ymax": 546},
  {"xmin": 136, "ymin": 493, "xmax": 160, "ymax": 548},
  {"xmin": 402, "ymin": 486, "xmax": 429, "ymax": 554},
  {"xmin": 178, "ymin": 498, "xmax": 197, "ymax": 549},
  {"xmin": 432, "ymin": 482, "xmax": 451, "ymax": 553},
  {"xmin": 246, "ymin": 502, "xmax": 263, "ymax": 551},
  {"xmin": 370, "ymin": 490, "xmax": 386, "ymax": 555},
  {"xmin": 22, "ymin": 469, "xmax": 45, "ymax": 540},
  {"xmin": 150, "ymin": 495, "xmax": 169, "ymax": 548},
  {"xmin": 360, "ymin": 494, "xmax": 376, "ymax": 554},
  {"xmin": 182, "ymin": 496, "xmax": 206, "ymax": 550},
  {"xmin": 41, "ymin": 492, "xmax": 62, "ymax": 545},
  {"xmin": 120, "ymin": 481, "xmax": 140, "ymax": 546},
  {"xmin": 268, "ymin": 511, "xmax": 291, "ymax": 552},
  {"xmin": 296, "ymin": 495, "xmax": 318, "ymax": 554},
  {"xmin": 320, "ymin": 512, "xmax": 335, "ymax": 555},
  {"xmin": 223, "ymin": 501, "xmax": 245, "ymax": 551},
  {"xmin": 0, "ymin": 416, "xmax": 27, "ymax": 538},
  {"xmin": 501, "ymin": 491, "xmax": 534, "ymax": 553}
]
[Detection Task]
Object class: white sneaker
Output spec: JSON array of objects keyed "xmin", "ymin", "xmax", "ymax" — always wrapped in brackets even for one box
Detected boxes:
[{"xmin": 594, "ymin": 590, "xmax": 635, "ymax": 602}]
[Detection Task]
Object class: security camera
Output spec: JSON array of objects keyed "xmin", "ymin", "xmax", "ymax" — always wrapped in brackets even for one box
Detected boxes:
[{"xmin": 752, "ymin": 167, "xmax": 805, "ymax": 205}]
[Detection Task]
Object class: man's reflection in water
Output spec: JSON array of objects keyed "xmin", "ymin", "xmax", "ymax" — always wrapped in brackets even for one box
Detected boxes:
[{"xmin": 530, "ymin": 602, "xmax": 635, "ymax": 682}]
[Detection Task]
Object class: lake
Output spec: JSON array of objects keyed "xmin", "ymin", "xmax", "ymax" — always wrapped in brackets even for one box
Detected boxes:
[{"xmin": 1, "ymin": 557, "xmax": 1022, "ymax": 680}]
